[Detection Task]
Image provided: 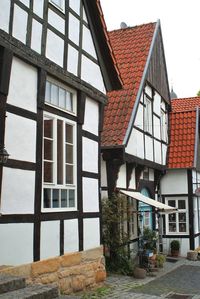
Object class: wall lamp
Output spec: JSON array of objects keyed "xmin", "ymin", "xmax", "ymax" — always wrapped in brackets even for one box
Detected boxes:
[{"xmin": 0, "ymin": 145, "xmax": 9, "ymax": 164}]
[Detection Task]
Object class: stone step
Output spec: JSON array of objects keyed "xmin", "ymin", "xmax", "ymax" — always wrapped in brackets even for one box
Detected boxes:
[
  {"xmin": 0, "ymin": 275, "xmax": 26, "ymax": 294},
  {"xmin": 0, "ymin": 284, "xmax": 59, "ymax": 299}
]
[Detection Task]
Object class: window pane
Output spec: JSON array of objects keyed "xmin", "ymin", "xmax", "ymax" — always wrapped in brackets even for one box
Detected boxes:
[
  {"xmin": 51, "ymin": 0, "xmax": 62, "ymax": 8},
  {"xmin": 44, "ymin": 139, "xmax": 53, "ymax": 160},
  {"xmin": 179, "ymin": 213, "xmax": 186, "ymax": 222},
  {"xmin": 178, "ymin": 200, "xmax": 186, "ymax": 209},
  {"xmin": 43, "ymin": 189, "xmax": 51, "ymax": 208},
  {"xmin": 57, "ymin": 120, "xmax": 63, "ymax": 184},
  {"xmin": 44, "ymin": 119, "xmax": 53, "ymax": 138},
  {"xmin": 168, "ymin": 200, "xmax": 176, "ymax": 208},
  {"xmin": 59, "ymin": 88, "xmax": 66, "ymax": 109},
  {"xmin": 169, "ymin": 213, "xmax": 176, "ymax": 222},
  {"xmin": 51, "ymin": 84, "xmax": 59, "ymax": 106},
  {"xmin": 69, "ymin": 190, "xmax": 75, "ymax": 207},
  {"xmin": 179, "ymin": 223, "xmax": 186, "ymax": 232},
  {"xmin": 44, "ymin": 162, "xmax": 53, "ymax": 183},
  {"xmin": 66, "ymin": 91, "xmax": 73, "ymax": 111},
  {"xmin": 66, "ymin": 165, "xmax": 73, "ymax": 184},
  {"xmin": 66, "ymin": 144, "xmax": 73, "ymax": 163},
  {"xmin": 65, "ymin": 124, "xmax": 73, "ymax": 143},
  {"xmin": 169, "ymin": 223, "xmax": 176, "ymax": 232},
  {"xmin": 53, "ymin": 189, "xmax": 59, "ymax": 207},
  {"xmin": 45, "ymin": 81, "xmax": 51, "ymax": 101},
  {"xmin": 61, "ymin": 190, "xmax": 68, "ymax": 207}
]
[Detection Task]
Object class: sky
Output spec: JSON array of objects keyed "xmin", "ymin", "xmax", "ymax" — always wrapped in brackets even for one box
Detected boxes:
[{"xmin": 100, "ymin": 0, "xmax": 200, "ymax": 98}]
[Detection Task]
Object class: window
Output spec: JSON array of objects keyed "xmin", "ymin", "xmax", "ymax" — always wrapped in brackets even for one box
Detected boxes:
[
  {"xmin": 144, "ymin": 96, "xmax": 152, "ymax": 134},
  {"xmin": 50, "ymin": 0, "xmax": 65, "ymax": 11},
  {"xmin": 161, "ymin": 110, "xmax": 168, "ymax": 142},
  {"xmin": 166, "ymin": 198, "xmax": 188, "ymax": 234},
  {"xmin": 45, "ymin": 80, "xmax": 76, "ymax": 114},
  {"xmin": 43, "ymin": 113, "xmax": 76, "ymax": 210},
  {"xmin": 128, "ymin": 197, "xmax": 136, "ymax": 237}
]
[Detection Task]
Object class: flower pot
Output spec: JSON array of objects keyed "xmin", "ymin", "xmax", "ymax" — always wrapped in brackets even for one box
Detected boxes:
[
  {"xmin": 171, "ymin": 249, "xmax": 179, "ymax": 257},
  {"xmin": 133, "ymin": 267, "xmax": 146, "ymax": 279}
]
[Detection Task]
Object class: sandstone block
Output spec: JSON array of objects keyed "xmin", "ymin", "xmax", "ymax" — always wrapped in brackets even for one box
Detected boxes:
[
  {"xmin": 95, "ymin": 270, "xmax": 106, "ymax": 283},
  {"xmin": 0, "ymin": 264, "xmax": 31, "ymax": 278},
  {"xmin": 71, "ymin": 275, "xmax": 85, "ymax": 292},
  {"xmin": 31, "ymin": 258, "xmax": 60, "ymax": 277},
  {"xmin": 81, "ymin": 246, "xmax": 103, "ymax": 262},
  {"xmin": 59, "ymin": 277, "xmax": 71, "ymax": 292},
  {"xmin": 60, "ymin": 252, "xmax": 81, "ymax": 267},
  {"xmin": 39, "ymin": 273, "xmax": 58, "ymax": 284}
]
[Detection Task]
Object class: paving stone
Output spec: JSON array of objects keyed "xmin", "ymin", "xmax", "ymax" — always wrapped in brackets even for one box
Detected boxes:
[{"xmin": 0, "ymin": 284, "xmax": 58, "ymax": 299}]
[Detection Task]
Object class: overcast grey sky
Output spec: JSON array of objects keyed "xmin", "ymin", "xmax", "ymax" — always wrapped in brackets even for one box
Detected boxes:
[{"xmin": 100, "ymin": 0, "xmax": 200, "ymax": 98}]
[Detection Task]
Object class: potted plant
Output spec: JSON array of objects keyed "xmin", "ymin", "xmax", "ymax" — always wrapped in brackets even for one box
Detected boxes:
[
  {"xmin": 170, "ymin": 240, "xmax": 180, "ymax": 257},
  {"xmin": 156, "ymin": 254, "xmax": 166, "ymax": 267}
]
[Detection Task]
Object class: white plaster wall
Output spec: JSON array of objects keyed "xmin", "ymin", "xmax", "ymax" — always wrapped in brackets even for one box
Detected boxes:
[
  {"xmin": 126, "ymin": 128, "xmax": 144, "ymax": 159},
  {"xmin": 154, "ymin": 140, "xmax": 162, "ymax": 164},
  {"xmin": 8, "ymin": 57, "xmax": 37, "ymax": 112},
  {"xmin": 162, "ymin": 237, "xmax": 189, "ymax": 257},
  {"xmin": 129, "ymin": 168, "xmax": 136, "ymax": 189},
  {"xmin": 82, "ymin": 138, "xmax": 98, "ymax": 173},
  {"xmin": 194, "ymin": 236, "xmax": 200, "ymax": 249},
  {"xmin": 82, "ymin": 25, "xmax": 97, "ymax": 59},
  {"xmin": 46, "ymin": 29, "xmax": 64, "ymax": 67},
  {"xmin": 83, "ymin": 8, "xmax": 87, "ymax": 23},
  {"xmin": 116, "ymin": 164, "xmax": 127, "ymax": 189},
  {"xmin": 69, "ymin": 0, "xmax": 80, "ymax": 15},
  {"xmin": 81, "ymin": 55, "xmax": 106, "ymax": 94},
  {"xmin": 153, "ymin": 92, "xmax": 161, "ymax": 116},
  {"xmin": 101, "ymin": 157, "xmax": 107, "ymax": 187},
  {"xmin": 145, "ymin": 135, "xmax": 153, "ymax": 161},
  {"xmin": 67, "ymin": 45, "xmax": 78, "ymax": 76},
  {"xmin": 1, "ymin": 168, "xmax": 35, "ymax": 214},
  {"xmin": 162, "ymin": 144, "xmax": 167, "ymax": 165},
  {"xmin": 145, "ymin": 85, "xmax": 152, "ymax": 97},
  {"xmin": 5, "ymin": 113, "xmax": 36, "ymax": 162},
  {"xmin": 153, "ymin": 115, "xmax": 160, "ymax": 139},
  {"xmin": 64, "ymin": 219, "xmax": 79, "ymax": 253},
  {"xmin": 68, "ymin": 13, "xmax": 80, "ymax": 45},
  {"xmin": 0, "ymin": 0, "xmax": 10, "ymax": 33},
  {"xmin": 83, "ymin": 178, "xmax": 99, "ymax": 212},
  {"xmin": 33, "ymin": 0, "xmax": 44, "ymax": 18},
  {"xmin": 0, "ymin": 223, "xmax": 33, "ymax": 265},
  {"xmin": 101, "ymin": 190, "xmax": 108, "ymax": 199},
  {"xmin": 40, "ymin": 221, "xmax": 60, "ymax": 260},
  {"xmin": 194, "ymin": 197, "xmax": 198, "ymax": 234},
  {"xmin": 83, "ymin": 218, "xmax": 100, "ymax": 250},
  {"xmin": 13, "ymin": 4, "xmax": 28, "ymax": 44},
  {"xmin": 19, "ymin": 0, "xmax": 29, "ymax": 6},
  {"xmin": 161, "ymin": 169, "xmax": 188, "ymax": 194},
  {"xmin": 48, "ymin": 9, "xmax": 65, "ymax": 34},
  {"xmin": 149, "ymin": 168, "xmax": 154, "ymax": 181},
  {"xmin": 83, "ymin": 97, "xmax": 99, "ymax": 136},
  {"xmin": 31, "ymin": 19, "xmax": 42, "ymax": 54},
  {"xmin": 134, "ymin": 103, "xmax": 143, "ymax": 130}
]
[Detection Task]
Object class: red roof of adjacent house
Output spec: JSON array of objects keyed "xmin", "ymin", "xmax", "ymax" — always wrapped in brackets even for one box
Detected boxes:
[
  {"xmin": 101, "ymin": 22, "xmax": 156, "ymax": 146},
  {"xmin": 168, "ymin": 97, "xmax": 200, "ymax": 169}
]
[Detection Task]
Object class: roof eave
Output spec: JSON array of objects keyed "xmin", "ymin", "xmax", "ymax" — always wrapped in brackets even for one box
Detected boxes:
[
  {"xmin": 82, "ymin": 0, "xmax": 122, "ymax": 92},
  {"xmin": 194, "ymin": 107, "xmax": 199, "ymax": 169}
]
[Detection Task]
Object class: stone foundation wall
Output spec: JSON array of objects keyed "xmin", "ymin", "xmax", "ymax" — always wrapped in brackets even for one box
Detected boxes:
[{"xmin": 0, "ymin": 246, "xmax": 106, "ymax": 294}]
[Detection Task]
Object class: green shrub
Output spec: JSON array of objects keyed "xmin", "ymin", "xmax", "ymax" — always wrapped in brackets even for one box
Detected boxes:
[{"xmin": 170, "ymin": 240, "xmax": 180, "ymax": 251}]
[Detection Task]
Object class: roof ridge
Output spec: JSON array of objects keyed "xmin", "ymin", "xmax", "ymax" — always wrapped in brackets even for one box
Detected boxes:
[
  {"xmin": 108, "ymin": 21, "xmax": 156, "ymax": 33},
  {"xmin": 172, "ymin": 96, "xmax": 200, "ymax": 101}
]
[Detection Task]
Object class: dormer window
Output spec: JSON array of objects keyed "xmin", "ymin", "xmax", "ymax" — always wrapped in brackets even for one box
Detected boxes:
[{"xmin": 50, "ymin": 0, "xmax": 65, "ymax": 11}]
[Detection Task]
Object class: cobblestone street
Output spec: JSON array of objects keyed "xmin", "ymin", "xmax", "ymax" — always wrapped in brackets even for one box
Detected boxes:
[{"xmin": 62, "ymin": 258, "xmax": 200, "ymax": 299}]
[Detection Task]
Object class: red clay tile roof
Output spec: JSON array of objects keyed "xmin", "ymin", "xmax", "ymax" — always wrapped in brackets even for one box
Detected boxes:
[
  {"xmin": 101, "ymin": 22, "xmax": 156, "ymax": 146},
  {"xmin": 168, "ymin": 97, "xmax": 200, "ymax": 169}
]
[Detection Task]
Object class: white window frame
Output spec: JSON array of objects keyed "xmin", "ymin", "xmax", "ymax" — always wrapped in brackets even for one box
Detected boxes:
[
  {"xmin": 45, "ymin": 77, "xmax": 77, "ymax": 116},
  {"xmin": 50, "ymin": 0, "xmax": 65, "ymax": 12},
  {"xmin": 144, "ymin": 95, "xmax": 152, "ymax": 134},
  {"xmin": 42, "ymin": 112, "xmax": 77, "ymax": 212},
  {"xmin": 166, "ymin": 197, "xmax": 188, "ymax": 235}
]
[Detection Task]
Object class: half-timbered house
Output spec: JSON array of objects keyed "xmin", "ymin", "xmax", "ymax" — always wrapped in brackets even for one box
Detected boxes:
[
  {"xmin": 161, "ymin": 96, "xmax": 200, "ymax": 256},
  {"xmin": 0, "ymin": 0, "xmax": 121, "ymax": 276},
  {"xmin": 101, "ymin": 20, "xmax": 171, "ymax": 253}
]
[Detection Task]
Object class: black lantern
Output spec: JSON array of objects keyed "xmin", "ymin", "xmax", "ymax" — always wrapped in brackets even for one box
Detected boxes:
[{"xmin": 0, "ymin": 145, "xmax": 9, "ymax": 164}]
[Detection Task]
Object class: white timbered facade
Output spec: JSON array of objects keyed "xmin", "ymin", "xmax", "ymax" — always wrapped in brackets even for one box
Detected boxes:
[{"xmin": 0, "ymin": 0, "xmax": 121, "ymax": 265}]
